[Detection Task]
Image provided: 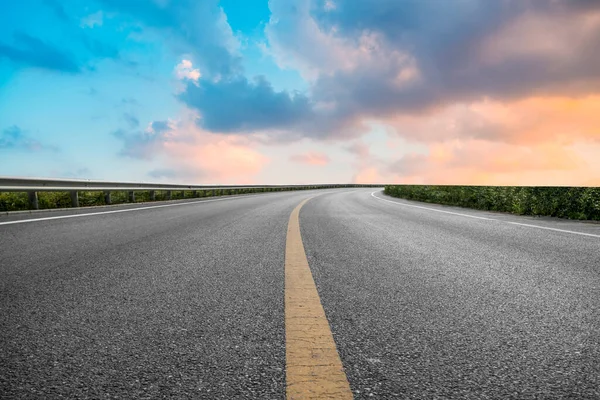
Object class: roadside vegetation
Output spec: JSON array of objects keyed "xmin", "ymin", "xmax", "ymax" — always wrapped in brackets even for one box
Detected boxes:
[
  {"xmin": 0, "ymin": 186, "xmax": 368, "ymax": 212},
  {"xmin": 384, "ymin": 185, "xmax": 600, "ymax": 220}
]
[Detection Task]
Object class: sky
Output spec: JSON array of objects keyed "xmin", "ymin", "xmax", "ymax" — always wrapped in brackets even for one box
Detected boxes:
[{"xmin": 1, "ymin": 0, "xmax": 600, "ymax": 185}]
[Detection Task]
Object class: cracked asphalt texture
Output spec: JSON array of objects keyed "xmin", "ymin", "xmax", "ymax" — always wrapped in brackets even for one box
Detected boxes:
[{"xmin": 2, "ymin": 188, "xmax": 599, "ymax": 399}]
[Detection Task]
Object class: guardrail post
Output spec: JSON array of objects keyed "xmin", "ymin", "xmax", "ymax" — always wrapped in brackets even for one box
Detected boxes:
[
  {"xmin": 167, "ymin": 190, "xmax": 172, "ymax": 200},
  {"xmin": 149, "ymin": 190, "xmax": 156, "ymax": 201},
  {"xmin": 28, "ymin": 191, "xmax": 39, "ymax": 210},
  {"xmin": 70, "ymin": 191, "xmax": 79, "ymax": 207},
  {"xmin": 104, "ymin": 191, "xmax": 111, "ymax": 205},
  {"xmin": 128, "ymin": 191, "xmax": 135, "ymax": 203}
]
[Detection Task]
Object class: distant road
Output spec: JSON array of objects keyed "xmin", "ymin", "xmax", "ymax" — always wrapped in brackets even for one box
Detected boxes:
[{"xmin": 2, "ymin": 189, "xmax": 599, "ymax": 399}]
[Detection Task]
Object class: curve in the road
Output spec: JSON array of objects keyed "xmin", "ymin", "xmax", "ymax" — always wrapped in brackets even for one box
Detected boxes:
[{"xmin": 371, "ymin": 191, "xmax": 600, "ymax": 238}]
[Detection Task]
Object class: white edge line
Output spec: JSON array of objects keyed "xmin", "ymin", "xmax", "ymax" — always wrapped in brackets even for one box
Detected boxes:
[
  {"xmin": 370, "ymin": 191, "xmax": 492, "ymax": 220},
  {"xmin": 0, "ymin": 194, "xmax": 253, "ymax": 226},
  {"xmin": 371, "ymin": 190, "xmax": 600, "ymax": 239},
  {"xmin": 503, "ymin": 221, "xmax": 600, "ymax": 238}
]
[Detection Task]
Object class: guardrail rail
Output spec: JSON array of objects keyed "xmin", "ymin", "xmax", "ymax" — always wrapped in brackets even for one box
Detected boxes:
[{"xmin": 0, "ymin": 176, "xmax": 382, "ymax": 210}]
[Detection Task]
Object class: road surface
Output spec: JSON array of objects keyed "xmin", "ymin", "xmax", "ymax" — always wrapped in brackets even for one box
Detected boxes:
[{"xmin": 1, "ymin": 189, "xmax": 599, "ymax": 399}]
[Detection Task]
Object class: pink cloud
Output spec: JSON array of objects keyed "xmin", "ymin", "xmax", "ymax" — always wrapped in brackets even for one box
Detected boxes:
[
  {"xmin": 385, "ymin": 95, "xmax": 600, "ymax": 145},
  {"xmin": 260, "ymin": 1, "xmax": 600, "ymax": 144},
  {"xmin": 290, "ymin": 152, "xmax": 330, "ymax": 165},
  {"xmin": 163, "ymin": 137, "xmax": 269, "ymax": 184},
  {"xmin": 118, "ymin": 113, "xmax": 270, "ymax": 184},
  {"xmin": 385, "ymin": 139, "xmax": 598, "ymax": 186},
  {"xmin": 352, "ymin": 167, "xmax": 389, "ymax": 184}
]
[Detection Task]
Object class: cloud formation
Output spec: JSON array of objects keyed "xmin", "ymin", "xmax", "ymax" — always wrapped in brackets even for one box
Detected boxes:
[
  {"xmin": 112, "ymin": 115, "xmax": 269, "ymax": 183},
  {"xmin": 0, "ymin": 32, "xmax": 80, "ymax": 73},
  {"xmin": 95, "ymin": 0, "xmax": 600, "ymax": 184},
  {"xmin": 290, "ymin": 152, "xmax": 330, "ymax": 165},
  {"xmin": 0, "ymin": 1, "xmax": 126, "ymax": 74},
  {"xmin": 0, "ymin": 126, "xmax": 58, "ymax": 151},
  {"xmin": 157, "ymin": 0, "xmax": 600, "ymax": 145},
  {"xmin": 308, "ymin": 0, "xmax": 600, "ymax": 120},
  {"xmin": 349, "ymin": 94, "xmax": 600, "ymax": 185},
  {"xmin": 381, "ymin": 139, "xmax": 599, "ymax": 186},
  {"xmin": 179, "ymin": 75, "xmax": 313, "ymax": 133},
  {"xmin": 6, "ymin": 0, "xmax": 600, "ymax": 185},
  {"xmin": 175, "ymin": 59, "xmax": 201, "ymax": 82},
  {"xmin": 263, "ymin": 0, "xmax": 600, "ymax": 185},
  {"xmin": 112, "ymin": 120, "xmax": 178, "ymax": 160},
  {"xmin": 99, "ymin": 0, "xmax": 241, "ymax": 78}
]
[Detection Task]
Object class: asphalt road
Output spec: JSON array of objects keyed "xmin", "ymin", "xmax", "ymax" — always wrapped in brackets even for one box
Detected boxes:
[{"xmin": 1, "ymin": 189, "xmax": 599, "ymax": 399}]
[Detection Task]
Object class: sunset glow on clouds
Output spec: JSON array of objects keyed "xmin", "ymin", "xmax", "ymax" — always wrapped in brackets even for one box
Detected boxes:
[
  {"xmin": 1, "ymin": 0, "xmax": 599, "ymax": 185},
  {"xmin": 290, "ymin": 152, "xmax": 330, "ymax": 166}
]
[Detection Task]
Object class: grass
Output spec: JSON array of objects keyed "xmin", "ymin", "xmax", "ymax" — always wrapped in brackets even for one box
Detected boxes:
[{"xmin": 384, "ymin": 185, "xmax": 600, "ymax": 220}]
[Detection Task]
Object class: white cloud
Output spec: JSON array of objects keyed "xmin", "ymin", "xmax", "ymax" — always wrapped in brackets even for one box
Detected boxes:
[{"xmin": 175, "ymin": 59, "xmax": 201, "ymax": 82}]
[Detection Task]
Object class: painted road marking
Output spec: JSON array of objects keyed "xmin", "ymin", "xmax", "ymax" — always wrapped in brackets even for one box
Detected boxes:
[
  {"xmin": 285, "ymin": 198, "xmax": 353, "ymax": 399},
  {"xmin": 371, "ymin": 191, "xmax": 600, "ymax": 239},
  {"xmin": 0, "ymin": 194, "xmax": 270, "ymax": 226},
  {"xmin": 503, "ymin": 221, "xmax": 600, "ymax": 238},
  {"xmin": 370, "ymin": 191, "xmax": 492, "ymax": 221}
]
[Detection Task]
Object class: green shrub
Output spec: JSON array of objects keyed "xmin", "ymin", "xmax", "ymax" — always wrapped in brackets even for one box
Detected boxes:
[
  {"xmin": 384, "ymin": 185, "xmax": 600, "ymax": 220},
  {"xmin": 0, "ymin": 192, "xmax": 29, "ymax": 211}
]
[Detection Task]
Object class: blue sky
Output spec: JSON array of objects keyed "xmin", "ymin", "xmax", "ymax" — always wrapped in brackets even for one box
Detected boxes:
[{"xmin": 1, "ymin": 0, "xmax": 600, "ymax": 185}]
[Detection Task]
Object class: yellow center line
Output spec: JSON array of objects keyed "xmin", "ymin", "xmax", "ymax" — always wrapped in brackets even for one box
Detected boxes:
[{"xmin": 285, "ymin": 197, "xmax": 353, "ymax": 399}]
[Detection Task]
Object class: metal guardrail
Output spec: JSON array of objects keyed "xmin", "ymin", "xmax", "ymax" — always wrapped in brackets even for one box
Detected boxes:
[{"xmin": 0, "ymin": 176, "xmax": 381, "ymax": 210}]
